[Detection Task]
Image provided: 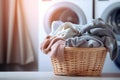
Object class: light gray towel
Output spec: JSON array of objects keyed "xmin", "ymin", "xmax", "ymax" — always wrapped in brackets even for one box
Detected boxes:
[
  {"xmin": 90, "ymin": 19, "xmax": 118, "ymax": 61},
  {"xmin": 66, "ymin": 35, "xmax": 104, "ymax": 48},
  {"xmin": 72, "ymin": 19, "xmax": 113, "ymax": 36},
  {"xmin": 65, "ymin": 18, "xmax": 118, "ymax": 61},
  {"xmin": 89, "ymin": 28, "xmax": 115, "ymax": 38}
]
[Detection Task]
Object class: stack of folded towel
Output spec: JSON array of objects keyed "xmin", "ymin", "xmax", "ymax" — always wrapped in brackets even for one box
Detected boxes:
[{"xmin": 40, "ymin": 18, "xmax": 119, "ymax": 62}]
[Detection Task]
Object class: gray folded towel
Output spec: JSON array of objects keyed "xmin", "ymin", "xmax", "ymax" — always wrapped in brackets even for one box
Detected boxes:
[{"xmin": 65, "ymin": 18, "xmax": 118, "ymax": 61}]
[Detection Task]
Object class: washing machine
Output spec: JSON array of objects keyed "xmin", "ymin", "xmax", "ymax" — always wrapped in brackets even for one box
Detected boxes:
[
  {"xmin": 95, "ymin": 0, "xmax": 120, "ymax": 73},
  {"xmin": 39, "ymin": 0, "xmax": 93, "ymax": 71}
]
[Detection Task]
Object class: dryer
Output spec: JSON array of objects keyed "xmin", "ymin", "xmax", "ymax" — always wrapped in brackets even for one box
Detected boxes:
[
  {"xmin": 95, "ymin": 0, "xmax": 120, "ymax": 73},
  {"xmin": 39, "ymin": 0, "xmax": 93, "ymax": 71}
]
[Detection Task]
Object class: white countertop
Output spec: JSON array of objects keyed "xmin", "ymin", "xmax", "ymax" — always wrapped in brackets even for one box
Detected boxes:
[{"xmin": 0, "ymin": 72, "xmax": 120, "ymax": 80}]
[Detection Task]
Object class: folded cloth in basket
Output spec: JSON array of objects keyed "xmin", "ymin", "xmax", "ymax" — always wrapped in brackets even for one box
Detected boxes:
[{"xmin": 65, "ymin": 18, "xmax": 118, "ymax": 61}]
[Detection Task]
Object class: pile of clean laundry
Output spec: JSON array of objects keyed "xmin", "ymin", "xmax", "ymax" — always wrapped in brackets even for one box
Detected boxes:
[{"xmin": 40, "ymin": 18, "xmax": 118, "ymax": 62}]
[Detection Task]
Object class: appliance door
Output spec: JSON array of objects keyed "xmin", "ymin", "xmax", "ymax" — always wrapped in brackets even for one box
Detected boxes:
[
  {"xmin": 44, "ymin": 2, "xmax": 87, "ymax": 34},
  {"xmin": 101, "ymin": 2, "xmax": 120, "ymax": 69}
]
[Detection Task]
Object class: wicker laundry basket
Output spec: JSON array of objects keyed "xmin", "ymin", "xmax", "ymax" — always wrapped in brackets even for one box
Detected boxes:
[{"xmin": 51, "ymin": 47, "xmax": 107, "ymax": 76}]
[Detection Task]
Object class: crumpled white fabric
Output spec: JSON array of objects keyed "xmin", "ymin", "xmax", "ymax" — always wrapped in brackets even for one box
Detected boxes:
[{"xmin": 49, "ymin": 21, "xmax": 80, "ymax": 39}]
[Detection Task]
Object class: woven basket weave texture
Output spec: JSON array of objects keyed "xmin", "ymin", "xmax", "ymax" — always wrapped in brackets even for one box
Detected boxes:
[{"xmin": 51, "ymin": 47, "xmax": 107, "ymax": 76}]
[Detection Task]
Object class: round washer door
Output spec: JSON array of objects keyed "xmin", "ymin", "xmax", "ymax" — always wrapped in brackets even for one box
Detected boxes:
[
  {"xmin": 101, "ymin": 2, "xmax": 120, "ymax": 69},
  {"xmin": 44, "ymin": 2, "xmax": 87, "ymax": 34},
  {"xmin": 101, "ymin": 2, "xmax": 120, "ymax": 34}
]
